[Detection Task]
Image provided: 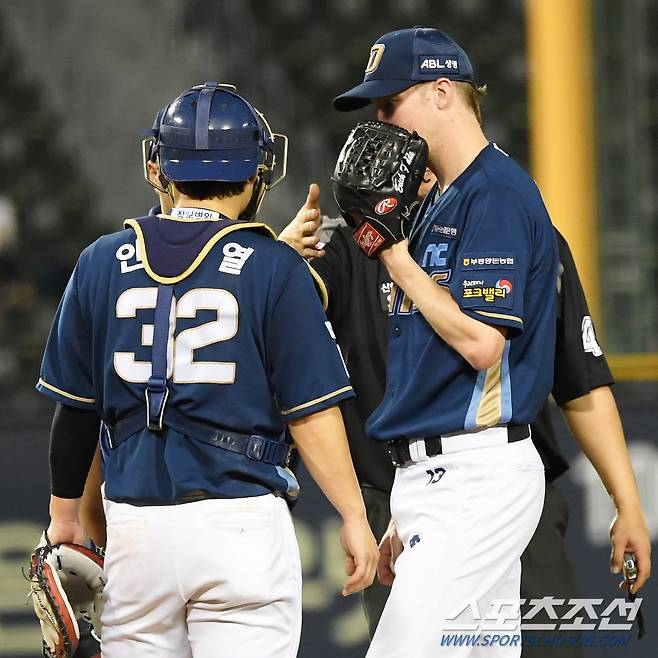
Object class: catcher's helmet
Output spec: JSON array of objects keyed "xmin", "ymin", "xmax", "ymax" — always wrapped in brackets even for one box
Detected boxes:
[
  {"xmin": 142, "ymin": 82, "xmax": 287, "ymax": 189},
  {"xmin": 144, "ymin": 104, "xmax": 168, "ymax": 164}
]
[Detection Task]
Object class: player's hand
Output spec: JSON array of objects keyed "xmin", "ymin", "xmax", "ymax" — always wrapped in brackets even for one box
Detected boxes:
[
  {"xmin": 278, "ymin": 183, "xmax": 325, "ymax": 259},
  {"xmin": 377, "ymin": 520, "xmax": 404, "ymax": 586},
  {"xmin": 48, "ymin": 495, "xmax": 88, "ymax": 545},
  {"xmin": 339, "ymin": 515, "xmax": 378, "ymax": 596},
  {"xmin": 46, "ymin": 518, "xmax": 88, "ymax": 546},
  {"xmin": 610, "ymin": 507, "xmax": 651, "ymax": 593}
]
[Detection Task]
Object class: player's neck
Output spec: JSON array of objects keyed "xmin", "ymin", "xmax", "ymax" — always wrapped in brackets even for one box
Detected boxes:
[
  {"xmin": 433, "ymin": 120, "xmax": 489, "ymax": 190},
  {"xmin": 171, "ymin": 193, "xmax": 246, "ymax": 220}
]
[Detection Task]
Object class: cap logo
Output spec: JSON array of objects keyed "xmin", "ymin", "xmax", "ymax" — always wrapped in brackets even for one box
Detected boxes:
[
  {"xmin": 418, "ymin": 55, "xmax": 460, "ymax": 74},
  {"xmin": 365, "ymin": 44, "xmax": 385, "ymax": 75}
]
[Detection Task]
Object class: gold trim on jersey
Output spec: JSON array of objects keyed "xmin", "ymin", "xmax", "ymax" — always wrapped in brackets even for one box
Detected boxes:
[
  {"xmin": 474, "ymin": 357, "xmax": 503, "ymax": 427},
  {"xmin": 280, "ymin": 386, "xmax": 353, "ymax": 416},
  {"xmin": 474, "ymin": 310, "xmax": 524, "ymax": 326},
  {"xmin": 123, "ymin": 218, "xmax": 276, "ymax": 284},
  {"xmin": 306, "ymin": 262, "xmax": 329, "ymax": 311},
  {"xmin": 38, "ymin": 378, "xmax": 95, "ymax": 404}
]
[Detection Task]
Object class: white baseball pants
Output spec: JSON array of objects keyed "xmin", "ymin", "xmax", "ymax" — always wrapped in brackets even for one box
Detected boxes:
[
  {"xmin": 101, "ymin": 493, "xmax": 302, "ymax": 658},
  {"xmin": 367, "ymin": 437, "xmax": 545, "ymax": 658}
]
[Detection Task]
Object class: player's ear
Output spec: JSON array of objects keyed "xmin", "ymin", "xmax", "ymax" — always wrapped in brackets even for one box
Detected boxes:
[
  {"xmin": 146, "ymin": 160, "xmax": 160, "ymax": 186},
  {"xmin": 432, "ymin": 78, "xmax": 452, "ymax": 111}
]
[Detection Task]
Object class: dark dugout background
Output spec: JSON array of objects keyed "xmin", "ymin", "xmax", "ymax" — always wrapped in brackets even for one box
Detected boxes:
[{"xmin": 0, "ymin": 0, "xmax": 656, "ymax": 656}]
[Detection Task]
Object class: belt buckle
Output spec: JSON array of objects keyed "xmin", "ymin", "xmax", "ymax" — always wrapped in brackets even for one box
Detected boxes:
[
  {"xmin": 246, "ymin": 435, "xmax": 265, "ymax": 460},
  {"xmin": 260, "ymin": 439, "xmax": 281, "ymax": 465},
  {"xmin": 283, "ymin": 445, "xmax": 296, "ymax": 468}
]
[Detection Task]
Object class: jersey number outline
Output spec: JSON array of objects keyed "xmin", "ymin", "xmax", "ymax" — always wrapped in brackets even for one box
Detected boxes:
[{"xmin": 114, "ymin": 287, "xmax": 238, "ymax": 384}]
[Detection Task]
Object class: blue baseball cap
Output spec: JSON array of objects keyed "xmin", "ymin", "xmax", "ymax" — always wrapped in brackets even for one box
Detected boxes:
[{"xmin": 333, "ymin": 27, "xmax": 474, "ymax": 112}]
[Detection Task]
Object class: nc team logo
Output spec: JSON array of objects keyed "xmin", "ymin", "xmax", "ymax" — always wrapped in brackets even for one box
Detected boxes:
[
  {"xmin": 365, "ymin": 44, "xmax": 385, "ymax": 75},
  {"xmin": 496, "ymin": 279, "xmax": 513, "ymax": 295},
  {"xmin": 375, "ymin": 197, "xmax": 398, "ymax": 215}
]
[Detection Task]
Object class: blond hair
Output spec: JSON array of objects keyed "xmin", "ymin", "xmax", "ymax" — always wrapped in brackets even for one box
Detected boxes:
[{"xmin": 455, "ymin": 81, "xmax": 488, "ymax": 125}]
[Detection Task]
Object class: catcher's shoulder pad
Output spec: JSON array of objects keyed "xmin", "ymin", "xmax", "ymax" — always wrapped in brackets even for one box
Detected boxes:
[
  {"xmin": 29, "ymin": 532, "xmax": 105, "ymax": 658},
  {"xmin": 123, "ymin": 215, "xmax": 277, "ymax": 284}
]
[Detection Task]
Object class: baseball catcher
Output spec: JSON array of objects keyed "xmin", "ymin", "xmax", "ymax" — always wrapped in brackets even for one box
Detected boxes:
[
  {"xmin": 28, "ymin": 532, "xmax": 105, "ymax": 658},
  {"xmin": 332, "ymin": 120, "xmax": 428, "ymax": 257},
  {"xmin": 35, "ymin": 81, "xmax": 377, "ymax": 657}
]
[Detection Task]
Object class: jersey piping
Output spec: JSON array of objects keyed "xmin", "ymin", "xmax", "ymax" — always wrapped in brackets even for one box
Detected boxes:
[
  {"xmin": 37, "ymin": 378, "xmax": 95, "ymax": 404},
  {"xmin": 280, "ymin": 385, "xmax": 354, "ymax": 416}
]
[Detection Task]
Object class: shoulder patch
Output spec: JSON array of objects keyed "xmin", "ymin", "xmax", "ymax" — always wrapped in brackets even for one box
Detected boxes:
[
  {"xmin": 459, "ymin": 274, "xmax": 515, "ymax": 309},
  {"xmin": 460, "ymin": 253, "xmax": 515, "ymax": 270}
]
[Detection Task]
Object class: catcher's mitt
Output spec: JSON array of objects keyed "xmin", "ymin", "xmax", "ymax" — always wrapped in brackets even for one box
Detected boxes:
[
  {"xmin": 332, "ymin": 120, "xmax": 428, "ymax": 257},
  {"xmin": 28, "ymin": 532, "xmax": 105, "ymax": 658}
]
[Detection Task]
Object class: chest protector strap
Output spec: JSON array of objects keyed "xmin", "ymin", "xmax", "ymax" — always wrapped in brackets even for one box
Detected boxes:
[
  {"xmin": 107, "ymin": 406, "xmax": 291, "ymax": 467},
  {"xmin": 146, "ymin": 283, "xmax": 174, "ymax": 431},
  {"xmin": 111, "ymin": 215, "xmax": 293, "ymax": 468}
]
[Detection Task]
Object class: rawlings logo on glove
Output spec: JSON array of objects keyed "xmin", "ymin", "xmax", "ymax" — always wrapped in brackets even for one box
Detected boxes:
[
  {"xmin": 28, "ymin": 532, "xmax": 105, "ymax": 658},
  {"xmin": 332, "ymin": 121, "xmax": 428, "ymax": 257},
  {"xmin": 374, "ymin": 197, "xmax": 398, "ymax": 215}
]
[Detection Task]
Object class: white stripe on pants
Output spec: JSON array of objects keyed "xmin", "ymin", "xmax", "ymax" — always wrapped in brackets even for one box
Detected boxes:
[
  {"xmin": 367, "ymin": 437, "xmax": 545, "ymax": 658},
  {"xmin": 101, "ymin": 494, "xmax": 302, "ymax": 658}
]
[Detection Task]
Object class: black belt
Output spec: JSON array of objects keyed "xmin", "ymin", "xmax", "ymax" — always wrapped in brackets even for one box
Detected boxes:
[
  {"xmin": 386, "ymin": 424, "xmax": 530, "ymax": 467},
  {"xmin": 106, "ymin": 406, "xmax": 291, "ymax": 467}
]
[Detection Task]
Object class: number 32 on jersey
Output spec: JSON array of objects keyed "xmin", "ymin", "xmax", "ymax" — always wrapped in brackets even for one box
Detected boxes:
[{"xmin": 113, "ymin": 287, "xmax": 237, "ymax": 385}]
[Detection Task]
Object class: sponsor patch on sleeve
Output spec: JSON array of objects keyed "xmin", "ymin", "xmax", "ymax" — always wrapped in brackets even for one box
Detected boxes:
[
  {"xmin": 460, "ymin": 253, "xmax": 515, "ymax": 270},
  {"xmin": 459, "ymin": 274, "xmax": 515, "ymax": 309}
]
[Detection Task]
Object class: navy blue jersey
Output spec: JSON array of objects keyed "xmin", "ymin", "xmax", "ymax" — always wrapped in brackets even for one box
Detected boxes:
[
  {"xmin": 367, "ymin": 144, "xmax": 558, "ymax": 442},
  {"xmin": 37, "ymin": 210, "xmax": 353, "ymax": 503}
]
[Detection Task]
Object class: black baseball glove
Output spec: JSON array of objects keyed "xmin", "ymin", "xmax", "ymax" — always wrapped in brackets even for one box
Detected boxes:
[{"xmin": 332, "ymin": 120, "xmax": 428, "ymax": 257}]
